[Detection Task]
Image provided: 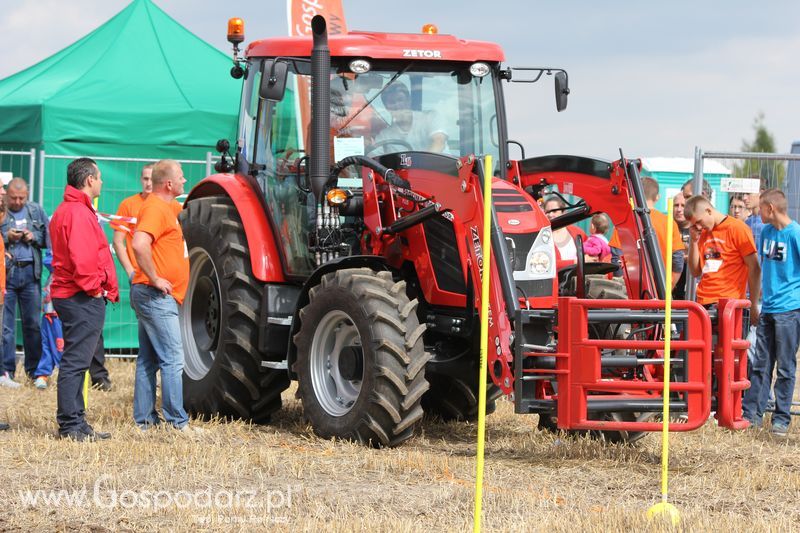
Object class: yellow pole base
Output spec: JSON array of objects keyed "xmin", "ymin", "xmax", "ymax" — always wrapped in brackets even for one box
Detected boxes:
[{"xmin": 646, "ymin": 501, "xmax": 681, "ymax": 526}]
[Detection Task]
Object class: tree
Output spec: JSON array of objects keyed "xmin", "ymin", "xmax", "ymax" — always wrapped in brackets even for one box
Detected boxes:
[{"xmin": 733, "ymin": 112, "xmax": 786, "ymax": 189}]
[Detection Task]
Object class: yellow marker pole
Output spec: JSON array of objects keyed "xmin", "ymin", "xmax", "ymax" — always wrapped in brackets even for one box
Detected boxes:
[
  {"xmin": 647, "ymin": 197, "xmax": 680, "ymax": 526},
  {"xmin": 83, "ymin": 370, "xmax": 90, "ymax": 408},
  {"xmin": 473, "ymin": 155, "xmax": 493, "ymax": 533}
]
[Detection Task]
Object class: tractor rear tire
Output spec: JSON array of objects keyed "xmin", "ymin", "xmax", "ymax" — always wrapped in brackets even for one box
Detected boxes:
[
  {"xmin": 422, "ymin": 372, "xmax": 503, "ymax": 422},
  {"xmin": 179, "ymin": 196, "xmax": 289, "ymax": 423},
  {"xmin": 293, "ymin": 268, "xmax": 429, "ymax": 447}
]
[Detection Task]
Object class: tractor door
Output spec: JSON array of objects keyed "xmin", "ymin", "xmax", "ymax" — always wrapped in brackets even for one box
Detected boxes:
[{"xmin": 248, "ymin": 61, "xmax": 317, "ymax": 277}]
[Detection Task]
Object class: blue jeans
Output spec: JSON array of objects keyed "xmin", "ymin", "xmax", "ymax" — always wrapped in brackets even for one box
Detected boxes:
[
  {"xmin": 742, "ymin": 309, "xmax": 800, "ymax": 428},
  {"xmin": 2, "ymin": 263, "xmax": 42, "ymax": 377},
  {"xmin": 130, "ymin": 284, "xmax": 188, "ymax": 429}
]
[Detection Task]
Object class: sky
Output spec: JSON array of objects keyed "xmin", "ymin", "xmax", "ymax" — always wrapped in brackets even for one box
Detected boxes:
[{"xmin": 0, "ymin": 0, "xmax": 797, "ymax": 160}]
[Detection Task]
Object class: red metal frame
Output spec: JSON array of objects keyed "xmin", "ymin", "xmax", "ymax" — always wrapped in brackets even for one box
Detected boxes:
[
  {"xmin": 714, "ymin": 299, "xmax": 751, "ymax": 429},
  {"xmin": 185, "ymin": 174, "xmax": 286, "ymax": 283},
  {"xmin": 542, "ymin": 297, "xmax": 713, "ymax": 432}
]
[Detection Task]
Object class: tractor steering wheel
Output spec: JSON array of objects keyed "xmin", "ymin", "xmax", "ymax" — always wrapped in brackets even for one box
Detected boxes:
[{"xmin": 365, "ymin": 139, "xmax": 414, "ymax": 156}]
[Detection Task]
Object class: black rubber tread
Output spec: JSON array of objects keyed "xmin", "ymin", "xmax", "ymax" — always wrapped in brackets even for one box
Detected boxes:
[
  {"xmin": 293, "ymin": 268, "xmax": 429, "ymax": 447},
  {"xmin": 180, "ymin": 196, "xmax": 289, "ymax": 423},
  {"xmin": 422, "ymin": 373, "xmax": 503, "ymax": 422}
]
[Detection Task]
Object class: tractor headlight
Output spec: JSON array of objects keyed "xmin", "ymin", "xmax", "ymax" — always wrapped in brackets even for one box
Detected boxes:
[
  {"xmin": 513, "ymin": 227, "xmax": 556, "ymax": 282},
  {"xmin": 529, "ymin": 251, "xmax": 551, "ymax": 275}
]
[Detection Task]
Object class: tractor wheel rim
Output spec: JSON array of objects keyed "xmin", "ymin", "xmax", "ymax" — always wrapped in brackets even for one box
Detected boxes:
[
  {"xmin": 181, "ymin": 248, "xmax": 220, "ymax": 381},
  {"xmin": 309, "ymin": 310, "xmax": 363, "ymax": 417}
]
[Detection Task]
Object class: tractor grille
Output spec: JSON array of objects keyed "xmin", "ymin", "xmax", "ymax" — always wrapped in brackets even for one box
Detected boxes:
[
  {"xmin": 492, "ymin": 189, "xmax": 533, "ymax": 213},
  {"xmin": 423, "ymin": 216, "xmax": 467, "ymax": 294}
]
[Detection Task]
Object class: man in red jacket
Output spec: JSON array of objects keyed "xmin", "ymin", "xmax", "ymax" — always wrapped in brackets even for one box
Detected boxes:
[{"xmin": 49, "ymin": 158, "xmax": 119, "ymax": 441}]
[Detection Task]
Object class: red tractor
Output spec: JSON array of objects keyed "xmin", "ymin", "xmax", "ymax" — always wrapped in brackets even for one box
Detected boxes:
[{"xmin": 178, "ymin": 15, "xmax": 751, "ymax": 446}]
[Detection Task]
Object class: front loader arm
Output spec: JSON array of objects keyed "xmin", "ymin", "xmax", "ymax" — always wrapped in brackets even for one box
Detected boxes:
[{"xmin": 360, "ymin": 153, "xmax": 517, "ymax": 394}]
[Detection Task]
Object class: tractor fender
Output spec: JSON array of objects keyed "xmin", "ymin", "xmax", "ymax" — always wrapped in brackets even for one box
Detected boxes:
[
  {"xmin": 185, "ymin": 174, "xmax": 285, "ymax": 283},
  {"xmin": 286, "ymin": 255, "xmax": 392, "ymax": 379}
]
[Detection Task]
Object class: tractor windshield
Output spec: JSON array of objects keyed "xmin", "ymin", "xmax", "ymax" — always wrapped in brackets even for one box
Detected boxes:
[
  {"xmin": 253, "ymin": 60, "xmax": 501, "ymax": 171},
  {"xmin": 245, "ymin": 59, "xmax": 502, "ymax": 277}
]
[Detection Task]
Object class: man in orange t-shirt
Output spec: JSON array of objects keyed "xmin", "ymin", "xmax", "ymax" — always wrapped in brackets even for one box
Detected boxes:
[
  {"xmin": 130, "ymin": 159, "xmax": 193, "ymax": 431},
  {"xmin": 685, "ymin": 195, "xmax": 760, "ymax": 325},
  {"xmin": 112, "ymin": 163, "xmax": 181, "ymax": 280}
]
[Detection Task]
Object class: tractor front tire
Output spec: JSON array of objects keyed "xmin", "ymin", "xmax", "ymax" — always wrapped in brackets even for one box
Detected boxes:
[
  {"xmin": 422, "ymin": 371, "xmax": 503, "ymax": 422},
  {"xmin": 294, "ymin": 269, "xmax": 429, "ymax": 447},
  {"xmin": 179, "ymin": 196, "xmax": 289, "ymax": 423}
]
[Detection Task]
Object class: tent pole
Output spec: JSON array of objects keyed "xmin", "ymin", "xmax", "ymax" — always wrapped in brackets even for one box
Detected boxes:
[
  {"xmin": 38, "ymin": 150, "xmax": 46, "ymax": 206},
  {"xmin": 28, "ymin": 149, "xmax": 37, "ymax": 202}
]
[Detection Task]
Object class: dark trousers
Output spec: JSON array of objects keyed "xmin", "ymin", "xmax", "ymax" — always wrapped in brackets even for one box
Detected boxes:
[
  {"xmin": 90, "ymin": 334, "xmax": 109, "ymax": 382},
  {"xmin": 52, "ymin": 294, "xmax": 105, "ymax": 435},
  {"xmin": 2, "ymin": 263, "xmax": 42, "ymax": 377}
]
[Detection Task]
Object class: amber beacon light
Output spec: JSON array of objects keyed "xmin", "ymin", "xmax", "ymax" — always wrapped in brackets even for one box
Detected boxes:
[
  {"xmin": 421, "ymin": 23, "xmax": 438, "ymax": 34},
  {"xmin": 227, "ymin": 17, "xmax": 245, "ymax": 44}
]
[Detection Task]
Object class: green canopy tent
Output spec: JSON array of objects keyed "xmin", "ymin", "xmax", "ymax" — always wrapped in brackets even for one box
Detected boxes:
[{"xmin": 0, "ymin": 0, "xmax": 242, "ymax": 349}]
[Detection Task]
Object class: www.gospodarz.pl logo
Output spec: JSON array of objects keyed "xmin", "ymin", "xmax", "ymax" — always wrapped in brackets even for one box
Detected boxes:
[{"xmin": 19, "ymin": 475, "xmax": 295, "ymax": 513}]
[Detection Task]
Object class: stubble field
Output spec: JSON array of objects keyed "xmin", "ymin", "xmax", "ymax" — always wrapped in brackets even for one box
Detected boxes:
[{"xmin": 0, "ymin": 359, "xmax": 798, "ymax": 532}]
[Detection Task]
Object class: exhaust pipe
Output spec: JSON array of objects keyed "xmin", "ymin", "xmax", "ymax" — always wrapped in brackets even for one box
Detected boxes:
[{"xmin": 310, "ymin": 15, "xmax": 330, "ymax": 204}]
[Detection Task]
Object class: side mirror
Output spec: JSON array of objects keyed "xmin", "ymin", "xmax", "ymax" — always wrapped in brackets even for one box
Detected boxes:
[
  {"xmin": 260, "ymin": 60, "xmax": 288, "ymax": 101},
  {"xmin": 554, "ymin": 71, "xmax": 569, "ymax": 112}
]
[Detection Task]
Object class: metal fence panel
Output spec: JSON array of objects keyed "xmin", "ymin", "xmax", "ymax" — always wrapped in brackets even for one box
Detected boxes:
[{"xmin": 0, "ymin": 149, "xmax": 37, "ymax": 196}]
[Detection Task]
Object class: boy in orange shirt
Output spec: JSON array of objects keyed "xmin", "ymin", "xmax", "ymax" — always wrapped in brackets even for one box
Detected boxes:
[
  {"xmin": 685, "ymin": 195, "xmax": 761, "ymax": 326},
  {"xmin": 130, "ymin": 160, "xmax": 193, "ymax": 431}
]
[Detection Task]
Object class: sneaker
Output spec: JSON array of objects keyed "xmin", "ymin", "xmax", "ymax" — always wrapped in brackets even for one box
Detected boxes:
[
  {"xmin": 744, "ymin": 417, "xmax": 762, "ymax": 430},
  {"xmin": 0, "ymin": 422, "xmax": 9, "ymax": 431},
  {"xmin": 0, "ymin": 372, "xmax": 21, "ymax": 389},
  {"xmin": 34, "ymin": 376, "xmax": 48, "ymax": 390},
  {"xmin": 770, "ymin": 424, "xmax": 789, "ymax": 439},
  {"xmin": 176, "ymin": 425, "xmax": 205, "ymax": 435}
]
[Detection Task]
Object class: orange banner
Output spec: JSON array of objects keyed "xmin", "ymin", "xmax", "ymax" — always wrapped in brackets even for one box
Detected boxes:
[
  {"xmin": 288, "ymin": 0, "xmax": 348, "ymax": 37},
  {"xmin": 288, "ymin": 0, "xmax": 348, "ymax": 150}
]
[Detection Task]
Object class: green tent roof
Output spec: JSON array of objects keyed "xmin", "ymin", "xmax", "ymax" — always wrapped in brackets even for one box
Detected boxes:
[{"xmin": 0, "ymin": 0, "xmax": 240, "ymax": 148}]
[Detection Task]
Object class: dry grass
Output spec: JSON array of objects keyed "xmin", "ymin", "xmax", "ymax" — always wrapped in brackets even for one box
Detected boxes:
[{"xmin": 0, "ymin": 360, "xmax": 798, "ymax": 532}]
